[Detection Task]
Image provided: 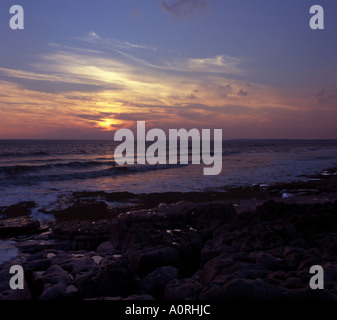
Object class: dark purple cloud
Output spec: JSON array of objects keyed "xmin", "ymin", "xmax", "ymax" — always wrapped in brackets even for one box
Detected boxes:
[
  {"xmin": 219, "ymin": 84, "xmax": 232, "ymax": 92},
  {"xmin": 238, "ymin": 88, "xmax": 248, "ymax": 97},
  {"xmin": 218, "ymin": 84, "xmax": 232, "ymax": 97},
  {"xmin": 160, "ymin": 0, "xmax": 209, "ymax": 17},
  {"xmin": 187, "ymin": 93, "xmax": 198, "ymax": 99},
  {"xmin": 315, "ymin": 89, "xmax": 336, "ymax": 104}
]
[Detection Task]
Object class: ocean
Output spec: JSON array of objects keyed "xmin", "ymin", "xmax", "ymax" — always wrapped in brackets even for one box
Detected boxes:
[{"xmin": 1, "ymin": 139, "xmax": 337, "ymax": 223}]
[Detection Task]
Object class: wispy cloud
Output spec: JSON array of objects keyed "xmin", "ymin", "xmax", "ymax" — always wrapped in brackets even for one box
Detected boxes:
[
  {"xmin": 160, "ymin": 0, "xmax": 209, "ymax": 17},
  {"xmin": 164, "ymin": 55, "xmax": 245, "ymax": 75},
  {"xmin": 48, "ymin": 42, "xmax": 103, "ymax": 54},
  {"xmin": 81, "ymin": 32, "xmax": 157, "ymax": 51},
  {"xmin": 87, "ymin": 31, "xmax": 100, "ymax": 40},
  {"xmin": 76, "ymin": 32, "xmax": 244, "ymax": 76},
  {"xmin": 2, "ymin": 31, "xmax": 333, "ymax": 138},
  {"xmin": 0, "ymin": 67, "xmax": 67, "ymax": 83},
  {"xmin": 1, "ymin": 33, "xmax": 247, "ymax": 104}
]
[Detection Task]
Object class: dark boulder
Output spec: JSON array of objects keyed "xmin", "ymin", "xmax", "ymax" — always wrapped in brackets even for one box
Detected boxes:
[
  {"xmin": 33, "ymin": 265, "xmax": 72, "ymax": 300},
  {"xmin": 137, "ymin": 266, "xmax": 179, "ymax": 299},
  {"xmin": 74, "ymin": 255, "xmax": 135, "ymax": 299},
  {"xmin": 187, "ymin": 202, "xmax": 236, "ymax": 232},
  {"xmin": 2, "ymin": 201, "xmax": 36, "ymax": 218},
  {"xmin": 51, "ymin": 220, "xmax": 113, "ymax": 250},
  {"xmin": 129, "ymin": 245, "xmax": 180, "ymax": 277},
  {"xmin": 164, "ymin": 278, "xmax": 203, "ymax": 300},
  {"xmin": 220, "ymin": 278, "xmax": 287, "ymax": 300},
  {"xmin": 0, "ymin": 216, "xmax": 41, "ymax": 238},
  {"xmin": 52, "ymin": 200, "xmax": 111, "ymax": 221},
  {"xmin": 175, "ymin": 231, "xmax": 204, "ymax": 275}
]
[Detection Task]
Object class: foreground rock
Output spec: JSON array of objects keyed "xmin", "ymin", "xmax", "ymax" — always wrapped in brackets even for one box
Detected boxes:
[
  {"xmin": 0, "ymin": 216, "xmax": 41, "ymax": 238},
  {"xmin": 15, "ymin": 249, "xmax": 135, "ymax": 300},
  {"xmin": 109, "ymin": 202, "xmax": 236, "ymax": 277},
  {"xmin": 1, "ymin": 175, "xmax": 337, "ymax": 300},
  {"xmin": 0, "ymin": 201, "xmax": 36, "ymax": 219}
]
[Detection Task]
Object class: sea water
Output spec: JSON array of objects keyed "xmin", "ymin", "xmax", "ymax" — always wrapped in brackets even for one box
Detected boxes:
[{"xmin": 0, "ymin": 139, "xmax": 337, "ymax": 220}]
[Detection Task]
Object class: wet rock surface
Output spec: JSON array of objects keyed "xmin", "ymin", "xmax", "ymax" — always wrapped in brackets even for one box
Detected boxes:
[
  {"xmin": 1, "ymin": 168, "xmax": 337, "ymax": 300},
  {"xmin": 0, "ymin": 216, "xmax": 41, "ymax": 238}
]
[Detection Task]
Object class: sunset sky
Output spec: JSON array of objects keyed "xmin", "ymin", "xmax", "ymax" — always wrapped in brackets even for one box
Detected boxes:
[{"xmin": 0, "ymin": 0, "xmax": 337, "ymax": 139}]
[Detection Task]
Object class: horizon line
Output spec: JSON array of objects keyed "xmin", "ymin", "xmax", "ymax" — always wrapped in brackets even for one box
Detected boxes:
[{"xmin": 1, "ymin": 138, "xmax": 337, "ymax": 141}]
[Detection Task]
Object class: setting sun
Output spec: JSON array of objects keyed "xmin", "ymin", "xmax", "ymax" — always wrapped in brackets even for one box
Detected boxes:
[{"xmin": 96, "ymin": 118, "xmax": 124, "ymax": 130}]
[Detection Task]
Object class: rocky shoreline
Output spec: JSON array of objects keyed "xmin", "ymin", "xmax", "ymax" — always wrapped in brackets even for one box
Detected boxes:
[{"xmin": 1, "ymin": 168, "xmax": 337, "ymax": 300}]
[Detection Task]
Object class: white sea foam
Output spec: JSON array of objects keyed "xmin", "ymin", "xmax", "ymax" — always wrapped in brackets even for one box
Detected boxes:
[{"xmin": 0, "ymin": 139, "xmax": 337, "ymax": 224}]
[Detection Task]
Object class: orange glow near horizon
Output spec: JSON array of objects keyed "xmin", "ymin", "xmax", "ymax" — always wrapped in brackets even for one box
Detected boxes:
[
  {"xmin": 0, "ymin": 1, "xmax": 337, "ymax": 140},
  {"xmin": 1, "ymin": 42, "xmax": 337, "ymax": 139},
  {"xmin": 95, "ymin": 118, "xmax": 126, "ymax": 131}
]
